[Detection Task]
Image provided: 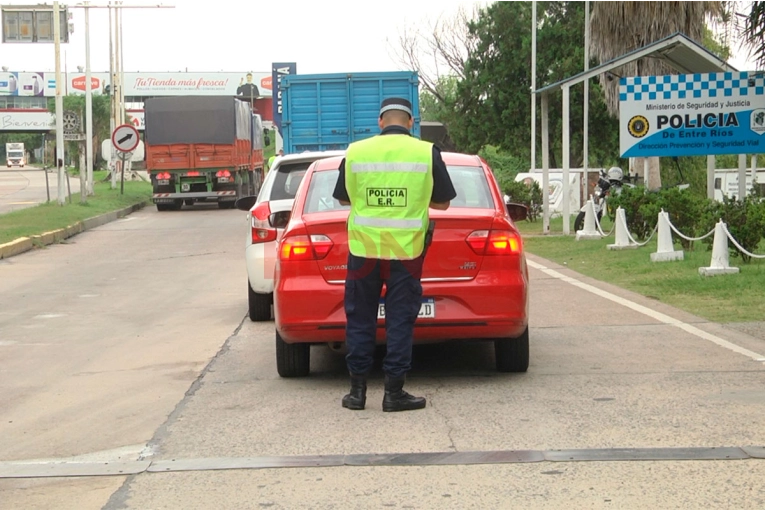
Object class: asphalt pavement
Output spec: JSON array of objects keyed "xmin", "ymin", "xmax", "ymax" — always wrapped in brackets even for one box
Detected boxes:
[
  {"xmin": 0, "ymin": 166, "xmax": 81, "ymax": 215},
  {"xmin": 0, "ymin": 205, "xmax": 764, "ymax": 509}
]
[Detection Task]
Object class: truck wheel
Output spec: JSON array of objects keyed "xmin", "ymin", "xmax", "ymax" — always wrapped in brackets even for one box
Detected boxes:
[
  {"xmin": 156, "ymin": 203, "xmax": 171, "ymax": 212},
  {"xmin": 218, "ymin": 201, "xmax": 234, "ymax": 209},
  {"xmin": 495, "ymin": 327, "xmax": 529, "ymax": 373},
  {"xmin": 184, "ymin": 199, "xmax": 194, "ymax": 206},
  {"xmin": 276, "ymin": 331, "xmax": 310, "ymax": 377},
  {"xmin": 248, "ymin": 282, "xmax": 272, "ymax": 321}
]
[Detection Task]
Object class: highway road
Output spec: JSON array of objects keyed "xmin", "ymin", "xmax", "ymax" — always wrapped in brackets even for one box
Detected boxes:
[
  {"xmin": 0, "ymin": 167, "xmax": 81, "ymax": 215},
  {"xmin": 1, "ymin": 205, "xmax": 764, "ymax": 509}
]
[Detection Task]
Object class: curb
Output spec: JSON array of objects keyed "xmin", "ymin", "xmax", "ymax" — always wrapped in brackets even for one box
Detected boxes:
[{"xmin": 0, "ymin": 201, "xmax": 148, "ymax": 261}]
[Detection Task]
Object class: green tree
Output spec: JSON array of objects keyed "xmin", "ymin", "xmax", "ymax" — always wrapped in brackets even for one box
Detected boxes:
[
  {"xmin": 453, "ymin": 1, "xmax": 620, "ymax": 171},
  {"xmin": 47, "ymin": 94, "xmax": 115, "ymax": 169},
  {"xmin": 589, "ymin": 1, "xmax": 723, "ymax": 190}
]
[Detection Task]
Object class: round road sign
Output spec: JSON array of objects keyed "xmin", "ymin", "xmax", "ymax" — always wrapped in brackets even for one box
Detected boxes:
[{"xmin": 112, "ymin": 124, "xmax": 140, "ymax": 152}]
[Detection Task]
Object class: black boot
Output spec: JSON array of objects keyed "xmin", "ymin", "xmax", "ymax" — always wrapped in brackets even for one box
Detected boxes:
[
  {"xmin": 382, "ymin": 375, "xmax": 426, "ymax": 412},
  {"xmin": 341, "ymin": 374, "xmax": 367, "ymax": 410}
]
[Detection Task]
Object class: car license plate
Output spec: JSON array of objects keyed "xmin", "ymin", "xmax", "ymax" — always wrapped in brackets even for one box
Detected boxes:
[{"xmin": 378, "ymin": 298, "xmax": 435, "ymax": 319}]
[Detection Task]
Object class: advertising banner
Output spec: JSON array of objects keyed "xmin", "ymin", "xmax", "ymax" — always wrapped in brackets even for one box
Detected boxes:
[
  {"xmin": 620, "ymin": 72, "xmax": 765, "ymax": 157},
  {"xmin": 0, "ymin": 71, "xmax": 55, "ymax": 96},
  {"xmin": 1, "ymin": 111, "xmax": 55, "ymax": 130},
  {"xmin": 271, "ymin": 62, "xmax": 297, "ymax": 133}
]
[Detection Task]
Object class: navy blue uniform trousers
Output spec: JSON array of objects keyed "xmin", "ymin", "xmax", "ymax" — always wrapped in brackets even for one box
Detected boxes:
[{"xmin": 344, "ymin": 253, "xmax": 424, "ymax": 378}]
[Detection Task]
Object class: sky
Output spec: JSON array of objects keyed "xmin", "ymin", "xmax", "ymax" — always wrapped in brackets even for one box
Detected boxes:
[{"xmin": 0, "ymin": 0, "xmax": 756, "ymax": 75}]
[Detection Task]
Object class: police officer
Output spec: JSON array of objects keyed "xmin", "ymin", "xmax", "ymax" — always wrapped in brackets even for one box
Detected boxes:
[{"xmin": 332, "ymin": 97, "xmax": 456, "ymax": 412}]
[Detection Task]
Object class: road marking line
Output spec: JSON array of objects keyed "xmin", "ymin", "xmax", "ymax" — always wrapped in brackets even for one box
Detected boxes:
[{"xmin": 527, "ymin": 259, "xmax": 765, "ymax": 364}]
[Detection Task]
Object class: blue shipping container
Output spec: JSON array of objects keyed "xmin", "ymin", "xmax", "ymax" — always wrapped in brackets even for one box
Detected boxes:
[{"xmin": 280, "ymin": 71, "xmax": 420, "ymax": 154}]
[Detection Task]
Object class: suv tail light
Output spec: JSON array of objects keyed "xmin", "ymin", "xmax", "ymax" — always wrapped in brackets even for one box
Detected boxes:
[
  {"xmin": 251, "ymin": 202, "xmax": 276, "ymax": 244},
  {"xmin": 466, "ymin": 230, "xmax": 521, "ymax": 255},
  {"xmin": 280, "ymin": 235, "xmax": 333, "ymax": 261}
]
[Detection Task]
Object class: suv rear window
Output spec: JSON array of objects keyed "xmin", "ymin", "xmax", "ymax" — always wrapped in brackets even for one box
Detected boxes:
[
  {"xmin": 269, "ymin": 162, "xmax": 313, "ymax": 201},
  {"xmin": 302, "ymin": 164, "xmax": 494, "ymax": 213}
]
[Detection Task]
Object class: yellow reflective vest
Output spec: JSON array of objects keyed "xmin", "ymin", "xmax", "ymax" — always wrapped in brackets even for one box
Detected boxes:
[{"xmin": 344, "ymin": 134, "xmax": 434, "ymax": 260}]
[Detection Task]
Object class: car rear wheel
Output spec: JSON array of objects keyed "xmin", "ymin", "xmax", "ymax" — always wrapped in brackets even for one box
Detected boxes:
[
  {"xmin": 248, "ymin": 282, "xmax": 272, "ymax": 321},
  {"xmin": 276, "ymin": 331, "xmax": 310, "ymax": 377},
  {"xmin": 495, "ymin": 327, "xmax": 529, "ymax": 373}
]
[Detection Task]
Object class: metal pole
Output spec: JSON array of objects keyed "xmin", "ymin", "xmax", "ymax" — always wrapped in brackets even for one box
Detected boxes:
[
  {"xmin": 120, "ymin": 152, "xmax": 126, "ymax": 195},
  {"xmin": 583, "ymin": 0, "xmax": 590, "ymax": 206},
  {"xmin": 109, "ymin": 3, "xmax": 117, "ymax": 189},
  {"xmin": 541, "ymin": 93, "xmax": 550, "ymax": 234},
  {"xmin": 530, "ymin": 1, "xmax": 537, "ymax": 172},
  {"xmin": 738, "ymin": 153, "xmax": 747, "ymax": 200},
  {"xmin": 707, "ymin": 155, "xmax": 715, "ymax": 200},
  {"xmin": 85, "ymin": 2, "xmax": 94, "ymax": 196},
  {"xmin": 562, "ymin": 85, "xmax": 570, "ymax": 235},
  {"xmin": 54, "ymin": 1, "xmax": 66, "ymax": 205}
]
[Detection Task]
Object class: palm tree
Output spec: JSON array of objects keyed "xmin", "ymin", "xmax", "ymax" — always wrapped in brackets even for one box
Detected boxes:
[
  {"xmin": 742, "ymin": 1, "xmax": 765, "ymax": 68},
  {"xmin": 589, "ymin": 1, "xmax": 723, "ymax": 190}
]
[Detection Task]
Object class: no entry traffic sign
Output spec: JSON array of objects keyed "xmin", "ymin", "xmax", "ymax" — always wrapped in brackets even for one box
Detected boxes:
[{"xmin": 112, "ymin": 124, "xmax": 140, "ymax": 153}]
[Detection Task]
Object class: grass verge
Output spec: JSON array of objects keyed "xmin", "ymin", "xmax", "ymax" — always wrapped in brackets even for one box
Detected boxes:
[
  {"xmin": 519, "ymin": 216, "xmax": 765, "ymax": 323},
  {"xmin": 0, "ymin": 171, "xmax": 151, "ymax": 245}
]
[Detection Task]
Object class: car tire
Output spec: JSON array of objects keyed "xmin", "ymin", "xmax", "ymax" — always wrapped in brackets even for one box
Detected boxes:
[
  {"xmin": 495, "ymin": 327, "xmax": 529, "ymax": 373},
  {"xmin": 276, "ymin": 330, "xmax": 310, "ymax": 377},
  {"xmin": 248, "ymin": 282, "xmax": 272, "ymax": 321}
]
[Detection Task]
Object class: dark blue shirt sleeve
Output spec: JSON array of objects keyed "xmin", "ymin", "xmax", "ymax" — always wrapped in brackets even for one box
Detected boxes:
[{"xmin": 431, "ymin": 146, "xmax": 457, "ymax": 203}]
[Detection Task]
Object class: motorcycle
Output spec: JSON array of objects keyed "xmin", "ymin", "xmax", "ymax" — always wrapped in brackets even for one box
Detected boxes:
[{"xmin": 574, "ymin": 167, "xmax": 634, "ymax": 232}]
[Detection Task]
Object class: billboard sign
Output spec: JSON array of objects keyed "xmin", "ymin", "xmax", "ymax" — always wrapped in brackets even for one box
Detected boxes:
[
  {"xmin": 271, "ymin": 62, "xmax": 297, "ymax": 133},
  {"xmin": 0, "ymin": 71, "xmax": 55, "ymax": 96},
  {"xmin": 620, "ymin": 72, "xmax": 765, "ymax": 157}
]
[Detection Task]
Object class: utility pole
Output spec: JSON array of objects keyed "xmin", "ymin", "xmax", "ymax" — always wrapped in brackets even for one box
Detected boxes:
[
  {"xmin": 85, "ymin": 1, "xmax": 94, "ymax": 196},
  {"xmin": 54, "ymin": 1, "xmax": 66, "ymax": 205},
  {"xmin": 530, "ymin": 1, "xmax": 536, "ymax": 173},
  {"xmin": 108, "ymin": 2, "xmax": 117, "ymax": 189},
  {"xmin": 583, "ymin": 0, "xmax": 590, "ymax": 204}
]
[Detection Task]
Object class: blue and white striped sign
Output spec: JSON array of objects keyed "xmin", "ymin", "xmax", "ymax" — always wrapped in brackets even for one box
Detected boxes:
[{"xmin": 619, "ymin": 72, "xmax": 765, "ymax": 157}]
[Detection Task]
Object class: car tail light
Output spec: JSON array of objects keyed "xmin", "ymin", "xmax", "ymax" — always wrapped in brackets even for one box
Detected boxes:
[
  {"xmin": 251, "ymin": 202, "xmax": 276, "ymax": 244},
  {"xmin": 280, "ymin": 234, "xmax": 333, "ymax": 261},
  {"xmin": 466, "ymin": 230, "xmax": 521, "ymax": 255},
  {"xmin": 215, "ymin": 170, "xmax": 231, "ymax": 178}
]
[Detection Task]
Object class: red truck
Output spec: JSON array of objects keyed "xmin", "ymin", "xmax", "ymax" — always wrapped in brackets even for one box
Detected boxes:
[{"xmin": 145, "ymin": 96, "xmax": 265, "ymax": 211}]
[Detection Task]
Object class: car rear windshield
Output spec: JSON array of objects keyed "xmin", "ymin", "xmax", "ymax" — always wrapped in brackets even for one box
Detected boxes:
[
  {"xmin": 303, "ymin": 164, "xmax": 494, "ymax": 213},
  {"xmin": 304, "ymin": 169, "xmax": 349, "ymax": 214},
  {"xmin": 447, "ymin": 165, "xmax": 493, "ymax": 208},
  {"xmin": 269, "ymin": 161, "xmax": 314, "ymax": 201}
]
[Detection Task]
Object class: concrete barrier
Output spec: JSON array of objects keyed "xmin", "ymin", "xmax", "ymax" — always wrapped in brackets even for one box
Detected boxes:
[{"xmin": 0, "ymin": 201, "xmax": 148, "ymax": 260}]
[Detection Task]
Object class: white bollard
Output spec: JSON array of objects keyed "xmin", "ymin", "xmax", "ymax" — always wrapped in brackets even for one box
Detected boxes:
[
  {"xmin": 607, "ymin": 207, "xmax": 638, "ymax": 250},
  {"xmin": 650, "ymin": 210, "xmax": 684, "ymax": 262},
  {"xmin": 576, "ymin": 197, "xmax": 602, "ymax": 240},
  {"xmin": 699, "ymin": 220, "xmax": 740, "ymax": 276}
]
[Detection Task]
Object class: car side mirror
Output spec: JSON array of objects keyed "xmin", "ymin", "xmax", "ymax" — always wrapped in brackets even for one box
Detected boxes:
[
  {"xmin": 505, "ymin": 202, "xmax": 528, "ymax": 222},
  {"xmin": 264, "ymin": 133, "xmax": 271, "ymax": 147},
  {"xmin": 235, "ymin": 195, "xmax": 258, "ymax": 211}
]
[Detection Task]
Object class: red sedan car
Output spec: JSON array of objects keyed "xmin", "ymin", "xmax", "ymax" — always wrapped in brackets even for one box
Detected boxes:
[{"xmin": 272, "ymin": 153, "xmax": 529, "ymax": 377}]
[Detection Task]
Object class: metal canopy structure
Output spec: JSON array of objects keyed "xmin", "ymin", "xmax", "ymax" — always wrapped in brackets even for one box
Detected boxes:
[{"xmin": 534, "ymin": 32, "xmax": 738, "ymax": 234}]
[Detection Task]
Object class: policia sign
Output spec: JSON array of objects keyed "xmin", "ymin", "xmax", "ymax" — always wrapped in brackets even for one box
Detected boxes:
[
  {"xmin": 619, "ymin": 72, "xmax": 765, "ymax": 157},
  {"xmin": 367, "ymin": 188, "xmax": 407, "ymax": 207}
]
